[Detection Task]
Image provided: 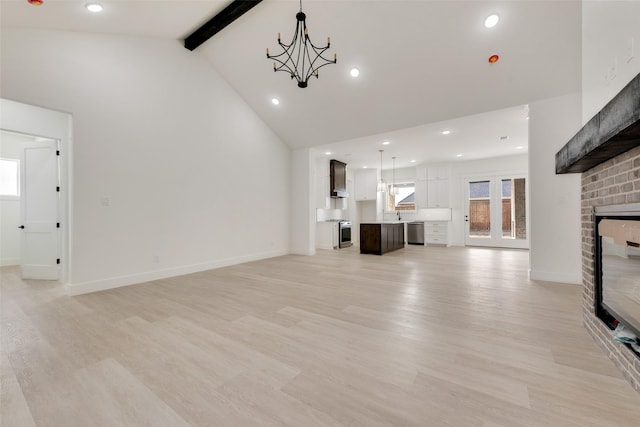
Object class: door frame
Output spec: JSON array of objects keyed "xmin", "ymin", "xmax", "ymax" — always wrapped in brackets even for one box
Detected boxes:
[
  {"xmin": 1, "ymin": 99, "xmax": 72, "ymax": 285},
  {"xmin": 464, "ymin": 172, "xmax": 529, "ymax": 249}
]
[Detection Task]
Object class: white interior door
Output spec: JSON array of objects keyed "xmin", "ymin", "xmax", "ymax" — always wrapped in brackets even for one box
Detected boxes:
[
  {"xmin": 465, "ymin": 176, "xmax": 528, "ymax": 249},
  {"xmin": 20, "ymin": 140, "xmax": 60, "ymax": 280}
]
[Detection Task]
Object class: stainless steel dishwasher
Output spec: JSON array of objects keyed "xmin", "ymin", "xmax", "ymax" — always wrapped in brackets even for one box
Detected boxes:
[{"xmin": 407, "ymin": 221, "xmax": 425, "ymax": 245}]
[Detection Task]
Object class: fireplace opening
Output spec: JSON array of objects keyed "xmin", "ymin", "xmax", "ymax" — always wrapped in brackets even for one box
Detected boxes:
[{"xmin": 594, "ymin": 203, "xmax": 640, "ymax": 355}]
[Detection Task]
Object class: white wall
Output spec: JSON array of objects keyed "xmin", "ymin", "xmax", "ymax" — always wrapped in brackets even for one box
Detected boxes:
[
  {"xmin": 0, "ymin": 133, "xmax": 22, "ymax": 266},
  {"xmin": 1, "ymin": 28, "xmax": 290, "ymax": 294},
  {"xmin": 291, "ymin": 148, "xmax": 315, "ymax": 255},
  {"xmin": 528, "ymin": 93, "xmax": 582, "ymax": 284},
  {"xmin": 449, "ymin": 154, "xmax": 528, "ymax": 247},
  {"xmin": 582, "ymin": 1, "xmax": 640, "ymax": 122},
  {"xmin": 525, "ymin": 1, "xmax": 640, "ymax": 286}
]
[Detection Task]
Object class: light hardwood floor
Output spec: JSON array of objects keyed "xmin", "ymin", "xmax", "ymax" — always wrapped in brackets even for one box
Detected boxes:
[{"xmin": 1, "ymin": 246, "xmax": 639, "ymax": 426}]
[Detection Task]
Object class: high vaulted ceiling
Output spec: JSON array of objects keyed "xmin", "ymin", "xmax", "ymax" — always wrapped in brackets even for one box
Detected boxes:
[{"xmin": 1, "ymin": 0, "xmax": 582, "ymax": 167}]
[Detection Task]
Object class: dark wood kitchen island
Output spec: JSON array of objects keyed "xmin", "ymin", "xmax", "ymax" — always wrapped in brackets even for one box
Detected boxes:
[{"xmin": 360, "ymin": 222, "xmax": 405, "ymax": 255}]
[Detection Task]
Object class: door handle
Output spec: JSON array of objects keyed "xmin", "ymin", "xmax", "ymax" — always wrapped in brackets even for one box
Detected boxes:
[{"xmin": 18, "ymin": 225, "xmax": 25, "ymax": 229}]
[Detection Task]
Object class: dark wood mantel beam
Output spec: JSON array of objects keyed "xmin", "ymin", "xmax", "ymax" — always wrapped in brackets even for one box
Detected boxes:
[
  {"xmin": 555, "ymin": 73, "xmax": 640, "ymax": 174},
  {"xmin": 184, "ymin": 0, "xmax": 264, "ymax": 51}
]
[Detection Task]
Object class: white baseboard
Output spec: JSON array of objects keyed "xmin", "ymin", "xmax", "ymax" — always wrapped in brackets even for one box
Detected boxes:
[
  {"xmin": 289, "ymin": 248, "xmax": 316, "ymax": 256},
  {"xmin": 1, "ymin": 258, "xmax": 19, "ymax": 267},
  {"xmin": 65, "ymin": 249, "xmax": 289, "ymax": 296},
  {"xmin": 529, "ymin": 269, "xmax": 581, "ymax": 285}
]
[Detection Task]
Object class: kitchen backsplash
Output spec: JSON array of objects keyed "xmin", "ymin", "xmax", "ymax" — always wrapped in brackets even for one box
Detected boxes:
[
  {"xmin": 383, "ymin": 208, "xmax": 452, "ymax": 222},
  {"xmin": 316, "ymin": 208, "xmax": 346, "ymax": 222}
]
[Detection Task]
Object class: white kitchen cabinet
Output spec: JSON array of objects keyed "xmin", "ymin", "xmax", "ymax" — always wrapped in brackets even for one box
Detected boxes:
[
  {"xmin": 354, "ymin": 169, "xmax": 377, "ymax": 201},
  {"xmin": 427, "ymin": 179, "xmax": 449, "ymax": 208},
  {"xmin": 427, "ymin": 166, "xmax": 449, "ymax": 181},
  {"xmin": 415, "ymin": 178, "xmax": 428, "ymax": 208},
  {"xmin": 425, "ymin": 221, "xmax": 449, "ymax": 246},
  {"xmin": 425, "ymin": 164, "xmax": 450, "ymax": 208},
  {"xmin": 416, "ymin": 166, "xmax": 428, "ymax": 181},
  {"xmin": 316, "ymin": 222, "xmax": 338, "ymax": 250}
]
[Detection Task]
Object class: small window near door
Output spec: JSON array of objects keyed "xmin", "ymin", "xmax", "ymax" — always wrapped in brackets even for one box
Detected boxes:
[{"xmin": 0, "ymin": 158, "xmax": 19, "ymax": 198}]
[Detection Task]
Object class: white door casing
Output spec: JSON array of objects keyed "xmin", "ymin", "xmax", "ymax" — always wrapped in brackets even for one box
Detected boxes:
[{"xmin": 20, "ymin": 140, "xmax": 60, "ymax": 280}]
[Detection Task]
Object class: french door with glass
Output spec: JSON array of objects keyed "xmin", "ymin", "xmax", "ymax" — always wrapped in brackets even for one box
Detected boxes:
[{"xmin": 464, "ymin": 176, "xmax": 528, "ymax": 249}]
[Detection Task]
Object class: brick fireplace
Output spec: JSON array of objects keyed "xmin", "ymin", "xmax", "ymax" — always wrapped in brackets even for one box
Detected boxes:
[
  {"xmin": 556, "ymin": 72, "xmax": 640, "ymax": 393},
  {"xmin": 581, "ymin": 145, "xmax": 640, "ymax": 393}
]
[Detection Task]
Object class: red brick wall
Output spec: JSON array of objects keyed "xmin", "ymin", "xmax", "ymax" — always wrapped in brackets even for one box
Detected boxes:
[{"xmin": 581, "ymin": 144, "xmax": 640, "ymax": 393}]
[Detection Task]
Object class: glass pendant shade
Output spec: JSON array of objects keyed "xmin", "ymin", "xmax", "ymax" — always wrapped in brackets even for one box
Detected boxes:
[
  {"xmin": 377, "ymin": 149, "xmax": 386, "ymax": 193},
  {"xmin": 391, "ymin": 157, "xmax": 399, "ymax": 195}
]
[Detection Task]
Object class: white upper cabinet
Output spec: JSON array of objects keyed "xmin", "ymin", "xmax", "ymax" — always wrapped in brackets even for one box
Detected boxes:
[
  {"xmin": 415, "ymin": 166, "xmax": 428, "ymax": 208},
  {"xmin": 427, "ymin": 180, "xmax": 449, "ymax": 208},
  {"xmin": 354, "ymin": 169, "xmax": 377, "ymax": 201},
  {"xmin": 426, "ymin": 165, "xmax": 450, "ymax": 208},
  {"xmin": 427, "ymin": 165, "xmax": 450, "ymax": 181}
]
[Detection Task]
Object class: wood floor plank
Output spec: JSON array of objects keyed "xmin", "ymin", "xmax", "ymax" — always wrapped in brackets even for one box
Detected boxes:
[
  {"xmin": 1, "ymin": 246, "xmax": 639, "ymax": 426},
  {"xmin": 0, "ymin": 348, "xmax": 36, "ymax": 427}
]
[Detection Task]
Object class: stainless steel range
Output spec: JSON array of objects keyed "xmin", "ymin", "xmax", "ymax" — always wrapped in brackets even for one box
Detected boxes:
[{"xmin": 339, "ymin": 220, "xmax": 352, "ymax": 248}]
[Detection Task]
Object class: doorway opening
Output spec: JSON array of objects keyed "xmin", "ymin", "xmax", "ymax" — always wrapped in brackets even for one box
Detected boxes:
[
  {"xmin": 0, "ymin": 130, "xmax": 60, "ymax": 279},
  {"xmin": 0, "ymin": 98, "xmax": 72, "ymax": 285}
]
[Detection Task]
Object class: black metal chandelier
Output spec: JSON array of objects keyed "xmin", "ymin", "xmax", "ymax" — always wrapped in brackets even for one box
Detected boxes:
[{"xmin": 266, "ymin": 0, "xmax": 336, "ymax": 88}]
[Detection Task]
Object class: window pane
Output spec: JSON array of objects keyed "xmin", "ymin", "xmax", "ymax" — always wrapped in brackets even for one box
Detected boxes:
[
  {"xmin": 0, "ymin": 158, "xmax": 19, "ymax": 196},
  {"xmin": 501, "ymin": 178, "xmax": 527, "ymax": 240},
  {"xmin": 469, "ymin": 181, "xmax": 490, "ymax": 198},
  {"xmin": 468, "ymin": 180, "xmax": 490, "ymax": 237},
  {"xmin": 502, "ymin": 179, "xmax": 511, "ymax": 197},
  {"xmin": 388, "ymin": 182, "xmax": 416, "ymax": 210}
]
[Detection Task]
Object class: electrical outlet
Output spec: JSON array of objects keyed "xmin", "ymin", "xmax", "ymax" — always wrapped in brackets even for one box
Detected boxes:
[{"xmin": 153, "ymin": 255, "xmax": 159, "ymax": 263}]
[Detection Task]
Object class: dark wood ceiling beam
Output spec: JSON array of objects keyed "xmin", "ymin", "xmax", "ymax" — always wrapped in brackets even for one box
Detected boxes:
[{"xmin": 184, "ymin": 0, "xmax": 263, "ymax": 51}]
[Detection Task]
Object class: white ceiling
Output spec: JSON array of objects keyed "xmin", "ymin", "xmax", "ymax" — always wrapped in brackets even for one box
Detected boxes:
[{"xmin": 1, "ymin": 0, "xmax": 582, "ymax": 169}]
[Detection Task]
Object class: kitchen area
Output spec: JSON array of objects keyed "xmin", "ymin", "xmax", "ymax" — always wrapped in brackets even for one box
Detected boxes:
[{"xmin": 315, "ymin": 156, "xmax": 453, "ymax": 254}]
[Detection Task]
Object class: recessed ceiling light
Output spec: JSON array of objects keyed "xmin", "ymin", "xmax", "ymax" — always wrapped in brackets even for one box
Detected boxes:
[
  {"xmin": 410, "ymin": 160, "xmax": 417, "ymax": 163},
  {"xmin": 441, "ymin": 130, "xmax": 451, "ymax": 135},
  {"xmin": 85, "ymin": 3, "xmax": 103, "ymax": 12},
  {"xmin": 325, "ymin": 152, "xmax": 332, "ymax": 155},
  {"xmin": 382, "ymin": 141, "xmax": 390, "ymax": 145},
  {"xmin": 363, "ymin": 166, "xmax": 368, "ymax": 169},
  {"xmin": 516, "ymin": 146, "xmax": 524, "ymax": 150},
  {"xmin": 456, "ymin": 154, "xmax": 463, "ymax": 158},
  {"xmin": 484, "ymin": 13, "xmax": 499, "ymax": 28},
  {"xmin": 271, "ymin": 98, "xmax": 280, "ymax": 105},
  {"xmin": 525, "ymin": 116, "xmax": 529, "ymax": 120},
  {"xmin": 350, "ymin": 68, "xmax": 360, "ymax": 77}
]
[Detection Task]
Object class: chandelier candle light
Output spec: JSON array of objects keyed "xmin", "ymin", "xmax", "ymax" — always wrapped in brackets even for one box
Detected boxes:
[{"xmin": 266, "ymin": 0, "xmax": 336, "ymax": 88}]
